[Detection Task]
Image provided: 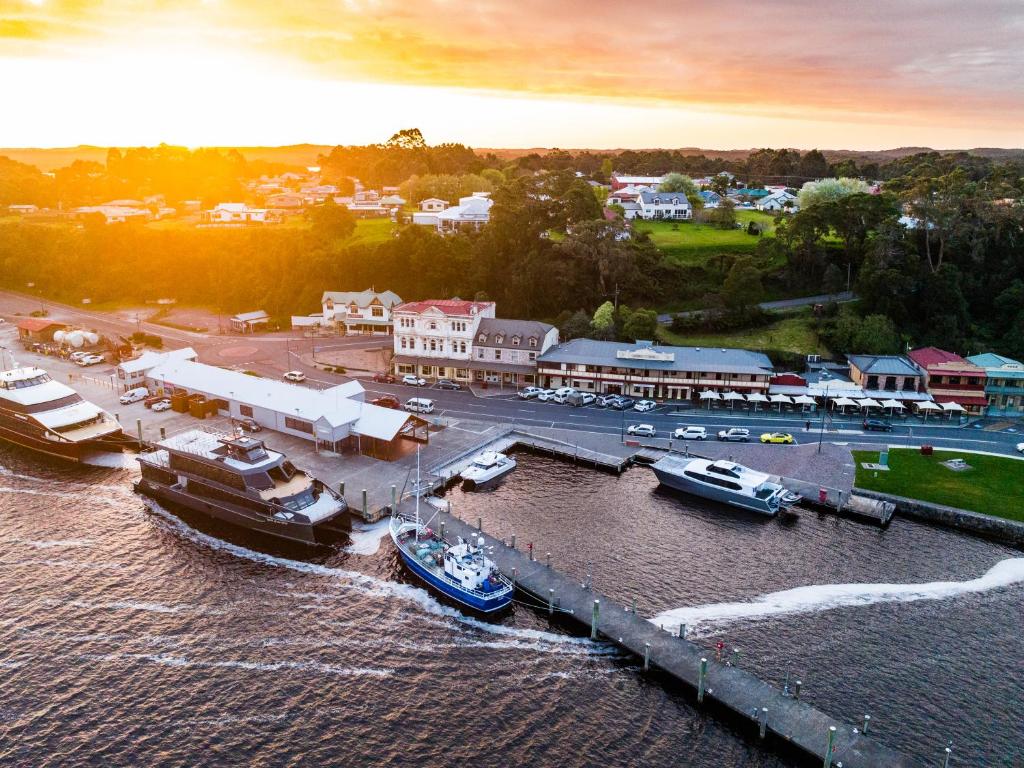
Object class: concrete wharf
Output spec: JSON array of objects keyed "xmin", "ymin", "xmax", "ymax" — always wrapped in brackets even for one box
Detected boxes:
[{"xmin": 430, "ymin": 507, "xmax": 916, "ymax": 768}]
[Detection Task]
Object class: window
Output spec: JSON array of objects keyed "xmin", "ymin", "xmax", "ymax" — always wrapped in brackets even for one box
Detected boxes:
[
  {"xmin": 456, "ymin": 368, "xmax": 469, "ymax": 379},
  {"xmin": 529, "ymin": 337, "xmax": 538, "ymax": 347},
  {"xmin": 478, "ymin": 333, "xmax": 486, "ymax": 343},
  {"xmin": 496, "ymin": 334, "xmax": 504, "ymax": 344},
  {"xmin": 459, "ymin": 341, "xmax": 467, "ymax": 353},
  {"xmin": 371, "ymin": 306, "xmax": 384, "ymax": 318},
  {"xmin": 429, "ymin": 321, "xmax": 437, "ymax": 330},
  {"xmin": 239, "ymin": 404, "xmax": 253, "ymax": 417},
  {"xmin": 285, "ymin": 416, "xmax": 314, "ymax": 435},
  {"xmin": 528, "ymin": 352, "xmax": 536, "ymax": 362},
  {"xmin": 494, "ymin": 349, "xmax": 502, "ymax": 360},
  {"xmin": 400, "ymin": 337, "xmax": 407, "ymax": 349},
  {"xmin": 477, "ymin": 349, "xmax": 485, "ymax": 359},
  {"xmin": 429, "ymin": 339, "xmax": 438, "ymax": 351},
  {"xmin": 512, "ymin": 336, "xmax": 521, "ymax": 346}
]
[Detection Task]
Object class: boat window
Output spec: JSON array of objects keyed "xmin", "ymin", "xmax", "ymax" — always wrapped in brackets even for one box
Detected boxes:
[
  {"xmin": 684, "ymin": 470, "xmax": 742, "ymax": 492},
  {"xmin": 707, "ymin": 464, "xmax": 739, "ymax": 478},
  {"xmin": 246, "ymin": 472, "xmax": 275, "ymax": 491},
  {"xmin": 279, "ymin": 489, "xmax": 315, "ymax": 511},
  {"xmin": 280, "ymin": 460, "xmax": 297, "ymax": 479}
]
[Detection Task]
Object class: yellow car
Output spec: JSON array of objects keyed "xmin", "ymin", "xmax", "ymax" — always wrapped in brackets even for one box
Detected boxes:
[{"xmin": 760, "ymin": 432, "xmax": 795, "ymax": 444}]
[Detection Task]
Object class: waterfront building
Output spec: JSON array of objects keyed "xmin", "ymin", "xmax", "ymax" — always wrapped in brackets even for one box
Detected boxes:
[
  {"xmin": 846, "ymin": 354, "xmax": 925, "ymax": 401},
  {"xmin": 321, "ymin": 289, "xmax": 403, "ymax": 335},
  {"xmin": 470, "ymin": 318, "xmax": 558, "ymax": 389},
  {"xmin": 392, "ymin": 299, "xmax": 496, "ymax": 383},
  {"xmin": 908, "ymin": 346, "xmax": 988, "ymax": 414},
  {"xmin": 145, "ymin": 359, "xmax": 427, "ymax": 459},
  {"xmin": 117, "ymin": 346, "xmax": 197, "ymax": 392},
  {"xmin": 966, "ymin": 353, "xmax": 1024, "ymax": 417},
  {"xmin": 537, "ymin": 339, "xmax": 772, "ymax": 400}
]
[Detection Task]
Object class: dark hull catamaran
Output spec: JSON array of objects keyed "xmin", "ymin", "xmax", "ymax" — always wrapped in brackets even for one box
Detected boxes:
[
  {"xmin": 0, "ymin": 363, "xmax": 127, "ymax": 462},
  {"xmin": 135, "ymin": 429, "xmax": 348, "ymax": 545}
]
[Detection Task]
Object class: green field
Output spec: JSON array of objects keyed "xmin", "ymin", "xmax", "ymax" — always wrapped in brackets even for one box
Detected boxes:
[
  {"xmin": 852, "ymin": 449, "xmax": 1024, "ymax": 522},
  {"xmin": 349, "ymin": 217, "xmax": 396, "ymax": 245},
  {"xmin": 657, "ymin": 309, "xmax": 828, "ymax": 356},
  {"xmin": 633, "ymin": 210, "xmax": 777, "ymax": 266}
]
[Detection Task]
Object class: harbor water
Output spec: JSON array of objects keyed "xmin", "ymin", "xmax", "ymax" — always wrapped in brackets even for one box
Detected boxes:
[{"xmin": 0, "ymin": 446, "xmax": 1021, "ymax": 767}]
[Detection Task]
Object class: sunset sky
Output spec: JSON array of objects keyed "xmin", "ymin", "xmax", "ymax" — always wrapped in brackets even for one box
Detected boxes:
[{"xmin": 2, "ymin": 0, "xmax": 1023, "ymax": 149}]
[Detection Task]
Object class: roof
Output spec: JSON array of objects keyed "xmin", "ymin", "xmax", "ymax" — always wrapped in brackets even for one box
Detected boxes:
[
  {"xmin": 537, "ymin": 338, "xmax": 773, "ymax": 376},
  {"xmin": 351, "ymin": 402, "xmax": 417, "ymax": 441},
  {"xmin": 908, "ymin": 346, "xmax": 980, "ymax": 370},
  {"xmin": 847, "ymin": 355, "xmax": 920, "ymax": 377},
  {"xmin": 395, "ymin": 299, "xmax": 495, "ymax": 316},
  {"xmin": 638, "ymin": 191, "xmax": 691, "ymax": 207},
  {"xmin": 966, "ymin": 353, "xmax": 1024, "ymax": 373},
  {"xmin": 437, "ymin": 196, "xmax": 493, "ymax": 220},
  {"xmin": 475, "ymin": 318, "xmax": 554, "ymax": 349},
  {"xmin": 932, "ymin": 394, "xmax": 989, "ymax": 407},
  {"xmin": 17, "ymin": 318, "xmax": 68, "ymax": 333},
  {"xmin": 231, "ymin": 310, "xmax": 269, "ymax": 323},
  {"xmin": 146, "ymin": 360, "xmax": 364, "ymax": 427},
  {"xmin": 322, "ymin": 289, "xmax": 402, "ymax": 308},
  {"xmin": 698, "ymin": 190, "xmax": 722, "ymax": 201},
  {"xmin": 612, "ymin": 175, "xmax": 664, "ymax": 184},
  {"xmin": 734, "ymin": 188, "xmax": 771, "ymax": 197},
  {"xmin": 118, "ymin": 346, "xmax": 197, "ymax": 375}
]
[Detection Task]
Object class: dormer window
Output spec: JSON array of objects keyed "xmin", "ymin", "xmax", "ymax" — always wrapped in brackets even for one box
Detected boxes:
[
  {"xmin": 495, "ymin": 334, "xmax": 504, "ymax": 345},
  {"xmin": 529, "ymin": 337, "xmax": 538, "ymax": 348},
  {"xmin": 478, "ymin": 333, "xmax": 486, "ymax": 343},
  {"xmin": 512, "ymin": 335, "xmax": 521, "ymax": 346}
]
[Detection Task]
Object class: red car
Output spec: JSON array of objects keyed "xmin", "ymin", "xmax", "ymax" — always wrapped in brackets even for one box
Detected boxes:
[
  {"xmin": 373, "ymin": 373, "xmax": 396, "ymax": 384},
  {"xmin": 372, "ymin": 395, "xmax": 401, "ymax": 410}
]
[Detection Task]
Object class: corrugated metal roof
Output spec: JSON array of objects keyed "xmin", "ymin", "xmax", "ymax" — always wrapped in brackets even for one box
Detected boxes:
[
  {"xmin": 537, "ymin": 338, "xmax": 772, "ymax": 375},
  {"xmin": 847, "ymin": 355, "xmax": 920, "ymax": 377}
]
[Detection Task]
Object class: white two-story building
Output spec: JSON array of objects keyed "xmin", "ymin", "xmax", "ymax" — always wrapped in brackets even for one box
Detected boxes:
[
  {"xmin": 471, "ymin": 319, "xmax": 559, "ymax": 389},
  {"xmin": 321, "ymin": 290, "xmax": 403, "ymax": 335},
  {"xmin": 636, "ymin": 190, "xmax": 693, "ymax": 220},
  {"xmin": 392, "ymin": 300, "xmax": 496, "ymax": 382}
]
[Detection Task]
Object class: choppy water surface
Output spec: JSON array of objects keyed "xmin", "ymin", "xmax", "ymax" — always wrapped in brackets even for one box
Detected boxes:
[{"xmin": 0, "ymin": 447, "xmax": 1021, "ymax": 767}]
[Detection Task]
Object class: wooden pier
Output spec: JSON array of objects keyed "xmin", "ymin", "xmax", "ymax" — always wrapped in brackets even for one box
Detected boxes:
[{"xmin": 432, "ymin": 508, "xmax": 916, "ymax": 768}]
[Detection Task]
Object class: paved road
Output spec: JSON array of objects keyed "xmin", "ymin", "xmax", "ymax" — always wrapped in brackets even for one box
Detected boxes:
[{"xmin": 657, "ymin": 291, "xmax": 856, "ymax": 323}]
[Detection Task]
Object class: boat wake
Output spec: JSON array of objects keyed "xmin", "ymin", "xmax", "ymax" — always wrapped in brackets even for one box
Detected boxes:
[
  {"xmin": 344, "ymin": 519, "xmax": 390, "ymax": 555},
  {"xmin": 650, "ymin": 558, "xmax": 1024, "ymax": 636}
]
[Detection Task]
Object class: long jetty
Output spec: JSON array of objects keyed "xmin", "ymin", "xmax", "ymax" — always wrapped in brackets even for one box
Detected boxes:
[{"xmin": 432, "ymin": 507, "xmax": 916, "ymax": 768}]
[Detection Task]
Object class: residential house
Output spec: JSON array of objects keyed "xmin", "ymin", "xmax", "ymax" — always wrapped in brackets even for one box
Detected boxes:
[
  {"xmin": 636, "ymin": 190, "xmax": 692, "ymax": 221},
  {"xmin": 847, "ymin": 354, "xmax": 924, "ymax": 399},
  {"xmin": 966, "ymin": 353, "xmax": 1024, "ymax": 417},
  {"xmin": 908, "ymin": 346, "xmax": 988, "ymax": 414},
  {"xmin": 471, "ymin": 318, "xmax": 559, "ymax": 388},
  {"xmin": 392, "ymin": 300, "xmax": 496, "ymax": 383},
  {"xmin": 607, "ymin": 185, "xmax": 653, "ymax": 205},
  {"xmin": 435, "ymin": 195, "xmax": 493, "ymax": 233},
  {"xmin": 74, "ymin": 205, "xmax": 151, "ymax": 224},
  {"xmin": 8, "ymin": 204, "xmax": 39, "ymax": 215},
  {"xmin": 419, "ymin": 198, "xmax": 448, "ymax": 212},
  {"xmin": 200, "ymin": 203, "xmax": 268, "ymax": 225},
  {"xmin": 537, "ymin": 339, "xmax": 772, "ymax": 400},
  {"xmin": 266, "ymin": 192, "xmax": 306, "ymax": 209},
  {"xmin": 698, "ymin": 190, "xmax": 722, "ymax": 208},
  {"xmin": 321, "ymin": 289, "xmax": 403, "ymax": 335},
  {"xmin": 347, "ymin": 190, "xmax": 388, "ymax": 217},
  {"xmin": 379, "ymin": 195, "xmax": 406, "ymax": 207},
  {"xmin": 229, "ymin": 310, "xmax": 271, "ymax": 333},
  {"xmin": 756, "ymin": 190, "xmax": 798, "ymax": 212},
  {"xmin": 730, "ymin": 188, "xmax": 772, "ymax": 200},
  {"xmin": 610, "ymin": 174, "xmax": 665, "ymax": 191}
]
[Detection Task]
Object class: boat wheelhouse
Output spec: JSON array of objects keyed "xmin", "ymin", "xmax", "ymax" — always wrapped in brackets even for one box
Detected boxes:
[
  {"xmin": 135, "ymin": 429, "xmax": 348, "ymax": 544},
  {"xmin": 0, "ymin": 364, "xmax": 125, "ymax": 461},
  {"xmin": 650, "ymin": 454, "xmax": 800, "ymax": 516}
]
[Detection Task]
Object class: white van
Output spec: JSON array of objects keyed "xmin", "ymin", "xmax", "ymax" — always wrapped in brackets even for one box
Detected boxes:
[
  {"xmin": 119, "ymin": 386, "xmax": 149, "ymax": 404},
  {"xmin": 404, "ymin": 397, "xmax": 435, "ymax": 414}
]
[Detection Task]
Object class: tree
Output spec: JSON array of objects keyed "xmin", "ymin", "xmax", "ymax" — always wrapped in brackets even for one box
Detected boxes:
[
  {"xmin": 386, "ymin": 128, "xmax": 426, "ymax": 149},
  {"xmin": 706, "ymin": 198, "xmax": 737, "ymax": 230},
  {"xmin": 307, "ymin": 199, "xmax": 355, "ymax": 241},
  {"xmin": 797, "ymin": 177, "xmax": 871, "ymax": 209},
  {"xmin": 592, "ymin": 300, "xmax": 616, "ymax": 339},
  {"xmin": 797, "ymin": 149, "xmax": 829, "ymax": 180},
  {"xmin": 599, "ymin": 157, "xmax": 613, "ymax": 183},
  {"xmin": 659, "ymin": 173, "xmax": 697, "ymax": 195},
  {"xmin": 560, "ymin": 178, "xmax": 603, "ymax": 225},
  {"xmin": 621, "ymin": 308, "xmax": 659, "ymax": 341},
  {"xmin": 722, "ymin": 257, "xmax": 764, "ymax": 313},
  {"xmin": 852, "ymin": 314, "xmax": 901, "ymax": 354},
  {"xmin": 822, "ymin": 263, "xmax": 845, "ymax": 295},
  {"xmin": 560, "ymin": 310, "xmax": 593, "ymax": 340}
]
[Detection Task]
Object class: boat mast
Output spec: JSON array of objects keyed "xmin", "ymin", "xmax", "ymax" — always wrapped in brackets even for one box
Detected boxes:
[{"xmin": 415, "ymin": 446, "xmax": 421, "ymax": 533}]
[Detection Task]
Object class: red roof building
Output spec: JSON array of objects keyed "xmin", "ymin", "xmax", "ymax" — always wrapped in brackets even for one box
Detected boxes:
[
  {"xmin": 908, "ymin": 346, "xmax": 988, "ymax": 414},
  {"xmin": 394, "ymin": 300, "xmax": 494, "ymax": 317},
  {"xmin": 16, "ymin": 318, "xmax": 69, "ymax": 341}
]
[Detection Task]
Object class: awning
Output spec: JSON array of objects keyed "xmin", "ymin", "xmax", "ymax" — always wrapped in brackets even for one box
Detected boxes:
[
  {"xmin": 933, "ymin": 395, "xmax": 988, "ymax": 407},
  {"xmin": 857, "ymin": 398, "xmax": 882, "ymax": 408},
  {"xmin": 880, "ymin": 399, "xmax": 905, "ymax": 409},
  {"xmin": 915, "ymin": 401, "xmax": 941, "ymax": 411},
  {"xmin": 746, "ymin": 393, "xmax": 769, "ymax": 403},
  {"xmin": 769, "ymin": 394, "xmax": 792, "ymax": 403},
  {"xmin": 831, "ymin": 397, "xmax": 858, "ymax": 407},
  {"xmin": 940, "ymin": 401, "xmax": 966, "ymax": 412},
  {"xmin": 699, "ymin": 390, "xmax": 721, "ymax": 400},
  {"xmin": 722, "ymin": 391, "xmax": 746, "ymax": 401},
  {"xmin": 793, "ymin": 394, "xmax": 817, "ymax": 405}
]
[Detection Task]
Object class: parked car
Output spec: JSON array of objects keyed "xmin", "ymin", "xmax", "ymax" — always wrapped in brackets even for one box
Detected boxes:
[
  {"xmin": 436, "ymin": 379, "xmax": 461, "ymax": 390},
  {"xmin": 372, "ymin": 373, "xmax": 396, "ymax": 384},
  {"xmin": 143, "ymin": 394, "xmax": 167, "ymax": 408},
  {"xmin": 673, "ymin": 426, "xmax": 707, "ymax": 440},
  {"xmin": 862, "ymin": 418, "xmax": 893, "ymax": 432},
  {"xmin": 76, "ymin": 354, "xmax": 105, "ymax": 366},
  {"xmin": 119, "ymin": 387, "xmax": 149, "ymax": 405},
  {"xmin": 633, "ymin": 400, "xmax": 656, "ymax": 412},
  {"xmin": 237, "ymin": 417, "xmax": 262, "ymax": 432},
  {"xmin": 402, "ymin": 374, "xmax": 426, "ymax": 387},
  {"xmin": 760, "ymin": 432, "xmax": 795, "ymax": 444},
  {"xmin": 626, "ymin": 423, "xmax": 656, "ymax": 437},
  {"xmin": 550, "ymin": 387, "xmax": 577, "ymax": 404},
  {"xmin": 535, "ymin": 389, "xmax": 556, "ymax": 402},
  {"xmin": 69, "ymin": 351, "xmax": 89, "ymax": 362},
  {"xmin": 283, "ymin": 370, "xmax": 306, "ymax": 382},
  {"xmin": 404, "ymin": 397, "xmax": 435, "ymax": 414},
  {"xmin": 568, "ymin": 391, "xmax": 596, "ymax": 406},
  {"xmin": 518, "ymin": 386, "xmax": 544, "ymax": 399},
  {"xmin": 372, "ymin": 395, "xmax": 401, "ymax": 410},
  {"xmin": 610, "ymin": 397, "xmax": 636, "ymax": 410},
  {"xmin": 151, "ymin": 399, "xmax": 172, "ymax": 412},
  {"xmin": 596, "ymin": 394, "xmax": 621, "ymax": 408},
  {"xmin": 717, "ymin": 428, "xmax": 750, "ymax": 442}
]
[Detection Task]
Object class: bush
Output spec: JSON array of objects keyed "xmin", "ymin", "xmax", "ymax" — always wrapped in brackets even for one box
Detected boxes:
[{"xmin": 130, "ymin": 331, "xmax": 163, "ymax": 348}]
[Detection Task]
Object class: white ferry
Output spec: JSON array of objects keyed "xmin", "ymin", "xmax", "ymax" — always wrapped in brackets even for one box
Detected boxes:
[
  {"xmin": 460, "ymin": 451, "xmax": 516, "ymax": 486},
  {"xmin": 650, "ymin": 454, "xmax": 801, "ymax": 516}
]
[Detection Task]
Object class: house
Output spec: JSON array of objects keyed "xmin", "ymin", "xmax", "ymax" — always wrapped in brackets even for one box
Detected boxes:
[
  {"xmin": 16, "ymin": 318, "xmax": 69, "ymax": 343},
  {"xmin": 698, "ymin": 190, "xmax": 722, "ymax": 209},
  {"xmin": 116, "ymin": 346, "xmax": 197, "ymax": 392},
  {"xmin": 435, "ymin": 195, "xmax": 493, "ymax": 233},
  {"xmin": 200, "ymin": 203, "xmax": 268, "ymax": 225},
  {"xmin": 266, "ymin": 192, "xmax": 306, "ymax": 209},
  {"xmin": 144, "ymin": 359, "xmax": 427, "ymax": 458},
  {"xmin": 607, "ymin": 185, "xmax": 653, "ymax": 205},
  {"xmin": 731, "ymin": 188, "xmax": 772, "ymax": 200},
  {"xmin": 636, "ymin": 190, "xmax": 692, "ymax": 221},
  {"xmin": 321, "ymin": 289, "xmax": 403, "ymax": 335},
  {"xmin": 470, "ymin": 318, "xmax": 559, "ymax": 389},
  {"xmin": 610, "ymin": 174, "xmax": 665, "ymax": 191},
  {"xmin": 419, "ymin": 198, "xmax": 448, "ymax": 212},
  {"xmin": 908, "ymin": 346, "xmax": 988, "ymax": 414},
  {"xmin": 379, "ymin": 195, "xmax": 406, "ymax": 207},
  {"xmin": 73, "ymin": 205, "xmax": 151, "ymax": 224},
  {"xmin": 618, "ymin": 201, "xmax": 642, "ymax": 220},
  {"xmin": 756, "ymin": 190, "xmax": 798, "ymax": 212},
  {"xmin": 847, "ymin": 355, "xmax": 924, "ymax": 399},
  {"xmin": 537, "ymin": 339, "xmax": 773, "ymax": 400},
  {"xmin": 8, "ymin": 204, "xmax": 39, "ymax": 215},
  {"xmin": 347, "ymin": 190, "xmax": 388, "ymax": 217},
  {"xmin": 392, "ymin": 299, "xmax": 496, "ymax": 383},
  {"xmin": 229, "ymin": 310, "xmax": 270, "ymax": 333},
  {"xmin": 966, "ymin": 353, "xmax": 1024, "ymax": 417}
]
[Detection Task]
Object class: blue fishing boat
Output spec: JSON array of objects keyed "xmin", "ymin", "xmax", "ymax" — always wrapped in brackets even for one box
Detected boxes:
[{"xmin": 389, "ymin": 452, "xmax": 513, "ymax": 613}]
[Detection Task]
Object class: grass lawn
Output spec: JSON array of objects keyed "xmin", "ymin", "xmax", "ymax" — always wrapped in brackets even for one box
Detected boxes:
[
  {"xmin": 632, "ymin": 210, "xmax": 777, "ymax": 266},
  {"xmin": 349, "ymin": 217, "xmax": 396, "ymax": 245},
  {"xmin": 852, "ymin": 448, "xmax": 1024, "ymax": 523},
  {"xmin": 656, "ymin": 309, "xmax": 828, "ymax": 356}
]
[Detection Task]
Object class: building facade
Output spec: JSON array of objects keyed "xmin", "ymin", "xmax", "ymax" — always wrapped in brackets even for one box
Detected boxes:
[
  {"xmin": 908, "ymin": 346, "xmax": 988, "ymax": 414},
  {"xmin": 435, "ymin": 195, "xmax": 493, "ymax": 233},
  {"xmin": 966, "ymin": 353, "xmax": 1024, "ymax": 417},
  {"xmin": 470, "ymin": 318, "xmax": 559, "ymax": 388},
  {"xmin": 321, "ymin": 290, "xmax": 403, "ymax": 335},
  {"xmin": 537, "ymin": 339, "xmax": 772, "ymax": 400},
  {"xmin": 847, "ymin": 355, "xmax": 923, "ymax": 394},
  {"xmin": 392, "ymin": 300, "xmax": 496, "ymax": 382},
  {"xmin": 636, "ymin": 190, "xmax": 693, "ymax": 220},
  {"xmin": 201, "ymin": 203, "xmax": 268, "ymax": 224}
]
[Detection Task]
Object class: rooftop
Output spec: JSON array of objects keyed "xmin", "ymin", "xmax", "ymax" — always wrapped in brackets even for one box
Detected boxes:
[
  {"xmin": 322, "ymin": 289, "xmax": 403, "ymax": 308},
  {"xmin": 476, "ymin": 318, "xmax": 555, "ymax": 349},
  {"xmin": 908, "ymin": 346, "xmax": 981, "ymax": 370},
  {"xmin": 538, "ymin": 338, "xmax": 773, "ymax": 375},
  {"xmin": 847, "ymin": 354, "xmax": 920, "ymax": 377},
  {"xmin": 395, "ymin": 299, "xmax": 495, "ymax": 317}
]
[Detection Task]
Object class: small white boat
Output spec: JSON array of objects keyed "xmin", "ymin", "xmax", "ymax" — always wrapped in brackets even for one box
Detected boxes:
[{"xmin": 460, "ymin": 451, "xmax": 516, "ymax": 485}]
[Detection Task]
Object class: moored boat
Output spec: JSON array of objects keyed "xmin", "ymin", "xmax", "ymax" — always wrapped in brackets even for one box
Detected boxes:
[
  {"xmin": 460, "ymin": 450, "xmax": 516, "ymax": 486},
  {"xmin": 650, "ymin": 453, "xmax": 801, "ymax": 516}
]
